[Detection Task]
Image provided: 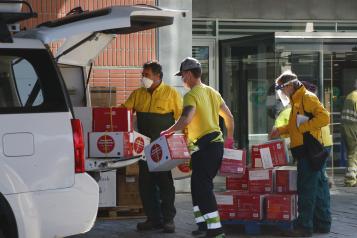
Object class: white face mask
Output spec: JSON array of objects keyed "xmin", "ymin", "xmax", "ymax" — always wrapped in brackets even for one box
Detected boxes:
[{"xmin": 141, "ymin": 77, "xmax": 153, "ymax": 89}]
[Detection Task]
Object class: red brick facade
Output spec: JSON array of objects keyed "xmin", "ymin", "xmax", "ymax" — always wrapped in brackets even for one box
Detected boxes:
[{"xmin": 23, "ymin": 0, "xmax": 157, "ymax": 105}]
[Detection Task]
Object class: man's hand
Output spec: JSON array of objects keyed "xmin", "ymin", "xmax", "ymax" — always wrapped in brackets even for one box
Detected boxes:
[
  {"xmin": 269, "ymin": 127, "xmax": 280, "ymax": 139},
  {"xmin": 224, "ymin": 137, "xmax": 234, "ymax": 149}
]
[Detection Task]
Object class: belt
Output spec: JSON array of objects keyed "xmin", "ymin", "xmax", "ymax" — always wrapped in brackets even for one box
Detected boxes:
[{"xmin": 194, "ymin": 131, "xmax": 221, "ymax": 150}]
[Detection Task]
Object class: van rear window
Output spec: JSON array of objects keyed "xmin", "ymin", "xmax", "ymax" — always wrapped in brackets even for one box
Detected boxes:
[{"xmin": 0, "ymin": 49, "xmax": 69, "ymax": 113}]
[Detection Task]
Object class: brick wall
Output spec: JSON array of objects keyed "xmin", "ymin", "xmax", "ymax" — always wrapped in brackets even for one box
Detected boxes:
[{"xmin": 22, "ymin": 0, "xmax": 156, "ymax": 105}]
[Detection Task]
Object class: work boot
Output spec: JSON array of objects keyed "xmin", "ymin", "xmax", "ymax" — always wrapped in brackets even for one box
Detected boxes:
[
  {"xmin": 314, "ymin": 227, "xmax": 330, "ymax": 234},
  {"xmin": 344, "ymin": 180, "xmax": 357, "ymax": 187},
  {"xmin": 192, "ymin": 229, "xmax": 206, "ymax": 236},
  {"xmin": 136, "ymin": 220, "xmax": 163, "ymax": 231},
  {"xmin": 205, "ymin": 229, "xmax": 225, "ymax": 238},
  {"xmin": 192, "ymin": 222, "xmax": 207, "ymax": 236},
  {"xmin": 205, "ymin": 233, "xmax": 225, "ymax": 238},
  {"xmin": 163, "ymin": 220, "xmax": 175, "ymax": 233},
  {"xmin": 280, "ymin": 228, "xmax": 312, "ymax": 237}
]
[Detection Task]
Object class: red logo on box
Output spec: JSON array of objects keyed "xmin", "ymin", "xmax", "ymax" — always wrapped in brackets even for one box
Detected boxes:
[
  {"xmin": 178, "ymin": 162, "xmax": 191, "ymax": 173},
  {"xmin": 151, "ymin": 144, "xmax": 163, "ymax": 162},
  {"xmin": 134, "ymin": 137, "xmax": 145, "ymax": 154},
  {"xmin": 97, "ymin": 135, "xmax": 115, "ymax": 153}
]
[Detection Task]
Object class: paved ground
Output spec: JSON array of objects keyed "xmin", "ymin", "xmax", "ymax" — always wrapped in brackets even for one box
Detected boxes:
[{"xmin": 70, "ymin": 173, "xmax": 357, "ymax": 238}]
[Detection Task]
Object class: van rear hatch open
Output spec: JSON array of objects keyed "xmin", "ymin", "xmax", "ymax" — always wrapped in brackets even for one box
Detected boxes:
[{"xmin": 16, "ymin": 5, "xmax": 184, "ymax": 66}]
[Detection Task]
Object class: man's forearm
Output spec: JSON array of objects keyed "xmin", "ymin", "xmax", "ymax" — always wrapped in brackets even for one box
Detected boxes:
[
  {"xmin": 165, "ymin": 116, "xmax": 189, "ymax": 134},
  {"xmin": 225, "ymin": 117, "xmax": 234, "ymax": 138}
]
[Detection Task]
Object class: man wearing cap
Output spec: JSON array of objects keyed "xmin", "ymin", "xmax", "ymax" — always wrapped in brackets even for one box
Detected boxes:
[
  {"xmin": 161, "ymin": 57, "xmax": 235, "ymax": 238},
  {"xmin": 123, "ymin": 61, "xmax": 182, "ymax": 233},
  {"xmin": 270, "ymin": 71, "xmax": 331, "ymax": 237}
]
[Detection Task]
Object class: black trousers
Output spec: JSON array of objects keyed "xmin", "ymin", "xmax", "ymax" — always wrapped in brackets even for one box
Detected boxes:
[
  {"xmin": 138, "ymin": 160, "xmax": 176, "ymax": 223},
  {"xmin": 191, "ymin": 141, "xmax": 224, "ymax": 234}
]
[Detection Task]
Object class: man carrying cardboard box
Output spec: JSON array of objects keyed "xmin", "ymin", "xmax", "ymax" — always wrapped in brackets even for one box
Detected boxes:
[
  {"xmin": 161, "ymin": 57, "xmax": 235, "ymax": 238},
  {"xmin": 123, "ymin": 61, "xmax": 182, "ymax": 233}
]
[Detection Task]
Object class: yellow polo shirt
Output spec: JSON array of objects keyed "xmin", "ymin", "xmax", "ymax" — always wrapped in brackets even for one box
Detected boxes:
[
  {"xmin": 183, "ymin": 84, "xmax": 224, "ymax": 143},
  {"xmin": 123, "ymin": 82, "xmax": 182, "ymax": 120}
]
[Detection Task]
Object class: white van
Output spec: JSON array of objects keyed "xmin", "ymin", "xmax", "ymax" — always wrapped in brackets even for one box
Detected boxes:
[{"xmin": 0, "ymin": 1, "xmax": 182, "ymax": 238}]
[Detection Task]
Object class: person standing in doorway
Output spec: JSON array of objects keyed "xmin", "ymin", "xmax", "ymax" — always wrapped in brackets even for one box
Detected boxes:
[
  {"xmin": 123, "ymin": 61, "xmax": 182, "ymax": 233},
  {"xmin": 270, "ymin": 71, "xmax": 331, "ymax": 237},
  {"xmin": 161, "ymin": 57, "xmax": 235, "ymax": 238},
  {"xmin": 341, "ymin": 80, "xmax": 357, "ymax": 187}
]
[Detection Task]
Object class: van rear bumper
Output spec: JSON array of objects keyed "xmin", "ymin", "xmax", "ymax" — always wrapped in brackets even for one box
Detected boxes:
[{"xmin": 5, "ymin": 173, "xmax": 99, "ymax": 238}]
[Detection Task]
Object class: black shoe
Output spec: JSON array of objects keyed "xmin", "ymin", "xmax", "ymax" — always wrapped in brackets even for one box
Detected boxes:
[
  {"xmin": 191, "ymin": 228, "xmax": 206, "ymax": 236},
  {"xmin": 205, "ymin": 233, "xmax": 225, "ymax": 238},
  {"xmin": 280, "ymin": 228, "xmax": 312, "ymax": 237},
  {"xmin": 136, "ymin": 220, "xmax": 163, "ymax": 231},
  {"xmin": 163, "ymin": 221, "xmax": 175, "ymax": 233},
  {"xmin": 314, "ymin": 228, "xmax": 330, "ymax": 234}
]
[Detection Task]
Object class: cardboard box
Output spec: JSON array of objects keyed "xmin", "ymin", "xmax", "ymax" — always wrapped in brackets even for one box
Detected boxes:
[
  {"xmin": 117, "ymin": 173, "xmax": 142, "ymax": 207},
  {"xmin": 88, "ymin": 132, "xmax": 133, "ymax": 158},
  {"xmin": 266, "ymin": 194, "xmax": 297, "ymax": 221},
  {"xmin": 226, "ymin": 170, "xmax": 249, "ymax": 191},
  {"xmin": 248, "ymin": 169, "xmax": 274, "ymax": 194},
  {"xmin": 251, "ymin": 140, "xmax": 288, "ymax": 169},
  {"xmin": 125, "ymin": 163, "xmax": 139, "ymax": 176},
  {"xmin": 251, "ymin": 145, "xmax": 263, "ymax": 168},
  {"xmin": 220, "ymin": 149, "xmax": 246, "ymax": 176},
  {"xmin": 98, "ymin": 171, "xmax": 116, "ymax": 207},
  {"xmin": 216, "ymin": 191, "xmax": 238, "ymax": 210},
  {"xmin": 90, "ymin": 86, "xmax": 116, "ymax": 107},
  {"xmin": 219, "ymin": 209, "xmax": 237, "ymax": 221},
  {"xmin": 92, "ymin": 107, "xmax": 133, "ymax": 132},
  {"xmin": 275, "ymin": 166, "xmax": 297, "ymax": 193},
  {"xmin": 172, "ymin": 161, "xmax": 192, "ymax": 180},
  {"xmin": 236, "ymin": 194, "xmax": 266, "ymax": 220},
  {"xmin": 132, "ymin": 131, "xmax": 150, "ymax": 158},
  {"xmin": 144, "ymin": 134, "xmax": 191, "ymax": 172}
]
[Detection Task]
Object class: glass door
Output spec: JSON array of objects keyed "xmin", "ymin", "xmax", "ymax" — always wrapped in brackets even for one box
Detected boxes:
[{"xmin": 219, "ymin": 34, "xmax": 276, "ymax": 149}]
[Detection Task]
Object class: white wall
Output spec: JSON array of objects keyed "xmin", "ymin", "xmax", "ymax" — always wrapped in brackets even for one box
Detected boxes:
[{"xmin": 157, "ymin": 0, "xmax": 192, "ymax": 95}]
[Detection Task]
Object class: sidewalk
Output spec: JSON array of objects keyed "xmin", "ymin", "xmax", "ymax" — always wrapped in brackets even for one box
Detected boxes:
[{"xmin": 70, "ymin": 174, "xmax": 357, "ymax": 238}]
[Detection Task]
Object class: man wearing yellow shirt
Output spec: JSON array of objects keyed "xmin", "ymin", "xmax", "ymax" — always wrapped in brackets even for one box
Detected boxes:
[
  {"xmin": 161, "ymin": 57, "xmax": 235, "ymax": 238},
  {"xmin": 123, "ymin": 61, "xmax": 182, "ymax": 233}
]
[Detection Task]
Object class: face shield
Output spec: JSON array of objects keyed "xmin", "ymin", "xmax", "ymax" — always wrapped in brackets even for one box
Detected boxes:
[{"xmin": 275, "ymin": 79, "xmax": 298, "ymax": 107}]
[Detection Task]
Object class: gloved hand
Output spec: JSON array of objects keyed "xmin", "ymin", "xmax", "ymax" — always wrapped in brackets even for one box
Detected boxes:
[
  {"xmin": 224, "ymin": 137, "xmax": 234, "ymax": 149},
  {"xmin": 160, "ymin": 130, "xmax": 174, "ymax": 137}
]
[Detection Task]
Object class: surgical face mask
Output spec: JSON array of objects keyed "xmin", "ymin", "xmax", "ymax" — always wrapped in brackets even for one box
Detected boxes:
[{"xmin": 141, "ymin": 77, "xmax": 153, "ymax": 89}]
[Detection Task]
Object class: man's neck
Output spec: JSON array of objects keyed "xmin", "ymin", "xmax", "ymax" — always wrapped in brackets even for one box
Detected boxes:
[
  {"xmin": 190, "ymin": 78, "xmax": 202, "ymax": 89},
  {"xmin": 148, "ymin": 80, "xmax": 162, "ymax": 93}
]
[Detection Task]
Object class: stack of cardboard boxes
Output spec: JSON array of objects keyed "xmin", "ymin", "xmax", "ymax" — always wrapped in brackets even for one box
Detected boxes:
[
  {"xmin": 85, "ymin": 107, "xmax": 149, "ymax": 208},
  {"xmin": 116, "ymin": 163, "xmax": 142, "ymax": 208},
  {"xmin": 216, "ymin": 139, "xmax": 298, "ymax": 223}
]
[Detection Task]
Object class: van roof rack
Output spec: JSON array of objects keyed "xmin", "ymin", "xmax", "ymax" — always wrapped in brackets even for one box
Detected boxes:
[
  {"xmin": 0, "ymin": 1, "xmax": 37, "ymax": 24},
  {"xmin": 0, "ymin": 1, "xmax": 37, "ymax": 43}
]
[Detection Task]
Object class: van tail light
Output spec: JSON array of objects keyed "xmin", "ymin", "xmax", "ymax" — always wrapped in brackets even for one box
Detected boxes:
[{"xmin": 71, "ymin": 119, "xmax": 85, "ymax": 173}]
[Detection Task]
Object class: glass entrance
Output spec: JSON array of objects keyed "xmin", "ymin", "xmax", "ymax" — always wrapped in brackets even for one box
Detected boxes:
[
  {"xmin": 220, "ymin": 34, "xmax": 276, "ymax": 149},
  {"xmin": 219, "ymin": 32, "xmax": 357, "ymax": 166}
]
